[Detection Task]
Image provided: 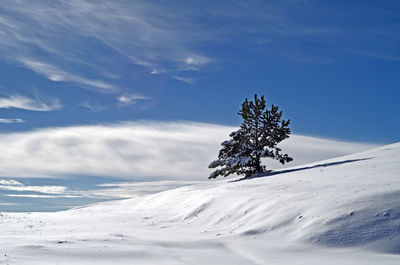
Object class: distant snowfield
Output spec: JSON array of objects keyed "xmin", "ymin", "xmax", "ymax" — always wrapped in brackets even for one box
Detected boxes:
[{"xmin": 1, "ymin": 143, "xmax": 400, "ymax": 264}]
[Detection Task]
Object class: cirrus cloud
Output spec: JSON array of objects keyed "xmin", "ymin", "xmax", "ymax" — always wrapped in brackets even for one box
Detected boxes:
[
  {"xmin": 19, "ymin": 59, "xmax": 117, "ymax": 93},
  {"xmin": 0, "ymin": 118, "xmax": 24, "ymax": 123},
  {"xmin": 117, "ymin": 94, "xmax": 148, "ymax": 106},
  {"xmin": 0, "ymin": 94, "xmax": 61, "ymax": 111}
]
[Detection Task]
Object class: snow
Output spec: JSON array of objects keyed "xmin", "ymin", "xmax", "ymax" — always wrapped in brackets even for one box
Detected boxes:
[{"xmin": 1, "ymin": 143, "xmax": 400, "ymax": 264}]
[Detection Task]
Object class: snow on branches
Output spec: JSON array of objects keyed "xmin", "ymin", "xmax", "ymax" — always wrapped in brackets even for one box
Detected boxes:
[{"xmin": 209, "ymin": 94, "xmax": 293, "ymax": 179}]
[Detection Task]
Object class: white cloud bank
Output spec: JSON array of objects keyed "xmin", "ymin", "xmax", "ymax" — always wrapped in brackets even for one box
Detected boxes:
[{"xmin": 0, "ymin": 121, "xmax": 378, "ymax": 181}]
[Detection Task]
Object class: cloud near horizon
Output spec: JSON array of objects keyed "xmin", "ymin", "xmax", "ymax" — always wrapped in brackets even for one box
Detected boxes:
[{"xmin": 0, "ymin": 121, "xmax": 378, "ymax": 181}]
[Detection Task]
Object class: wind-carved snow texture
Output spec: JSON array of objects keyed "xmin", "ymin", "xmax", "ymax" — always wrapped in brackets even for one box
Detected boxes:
[
  {"xmin": 0, "ymin": 143, "xmax": 400, "ymax": 264},
  {"xmin": 311, "ymin": 191, "xmax": 400, "ymax": 253}
]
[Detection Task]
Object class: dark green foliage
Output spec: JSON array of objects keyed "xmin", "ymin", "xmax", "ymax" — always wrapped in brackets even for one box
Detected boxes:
[{"xmin": 208, "ymin": 94, "xmax": 293, "ymax": 179}]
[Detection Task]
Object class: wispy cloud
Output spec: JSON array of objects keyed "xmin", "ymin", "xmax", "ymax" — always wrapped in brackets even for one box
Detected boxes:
[
  {"xmin": 0, "ymin": 118, "xmax": 24, "ymax": 123},
  {"xmin": 20, "ymin": 59, "xmax": 116, "ymax": 92},
  {"xmin": 0, "ymin": 121, "xmax": 377, "ymax": 180},
  {"xmin": 177, "ymin": 55, "xmax": 215, "ymax": 71},
  {"xmin": 351, "ymin": 50, "xmax": 400, "ymax": 62},
  {"xmin": 0, "ymin": 0, "xmax": 397, "ymax": 91},
  {"xmin": 87, "ymin": 181, "xmax": 201, "ymax": 199},
  {"xmin": 0, "ymin": 178, "xmax": 199, "ymax": 202},
  {"xmin": 117, "ymin": 94, "xmax": 148, "ymax": 106},
  {"xmin": 0, "ymin": 179, "xmax": 22, "ymax": 186},
  {"xmin": 6, "ymin": 194, "xmax": 80, "ymax": 198},
  {"xmin": 0, "ymin": 185, "xmax": 66, "ymax": 194},
  {"xmin": 80, "ymin": 101, "xmax": 107, "ymax": 112},
  {"xmin": 0, "ymin": 94, "xmax": 61, "ymax": 111},
  {"xmin": 0, "ymin": 0, "xmax": 217, "ymax": 88},
  {"xmin": 0, "ymin": 0, "xmax": 347, "ymax": 86},
  {"xmin": 184, "ymin": 56, "xmax": 213, "ymax": 66},
  {"xmin": 0, "ymin": 178, "xmax": 67, "ymax": 195},
  {"xmin": 0, "ymin": 202, "xmax": 19, "ymax": 206},
  {"xmin": 173, "ymin": 76, "xmax": 197, "ymax": 84}
]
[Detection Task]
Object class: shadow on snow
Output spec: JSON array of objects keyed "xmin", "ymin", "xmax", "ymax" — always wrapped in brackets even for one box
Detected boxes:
[{"xmin": 230, "ymin": 157, "xmax": 372, "ymax": 182}]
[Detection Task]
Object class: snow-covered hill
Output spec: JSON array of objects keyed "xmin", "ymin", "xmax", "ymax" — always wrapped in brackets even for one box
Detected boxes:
[{"xmin": 1, "ymin": 143, "xmax": 400, "ymax": 264}]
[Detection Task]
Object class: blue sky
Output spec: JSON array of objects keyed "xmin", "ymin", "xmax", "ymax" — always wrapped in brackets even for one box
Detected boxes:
[
  {"xmin": 0, "ymin": 0, "xmax": 398, "ymax": 141},
  {"xmin": 0, "ymin": 0, "xmax": 398, "ymax": 211}
]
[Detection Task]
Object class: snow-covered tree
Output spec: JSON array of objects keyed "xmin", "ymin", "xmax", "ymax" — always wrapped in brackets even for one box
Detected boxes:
[{"xmin": 208, "ymin": 94, "xmax": 293, "ymax": 179}]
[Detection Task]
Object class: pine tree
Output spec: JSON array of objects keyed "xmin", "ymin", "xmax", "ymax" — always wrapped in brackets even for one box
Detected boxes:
[{"xmin": 208, "ymin": 94, "xmax": 293, "ymax": 179}]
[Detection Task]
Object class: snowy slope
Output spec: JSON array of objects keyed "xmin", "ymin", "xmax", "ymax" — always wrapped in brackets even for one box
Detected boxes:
[{"xmin": 1, "ymin": 143, "xmax": 400, "ymax": 264}]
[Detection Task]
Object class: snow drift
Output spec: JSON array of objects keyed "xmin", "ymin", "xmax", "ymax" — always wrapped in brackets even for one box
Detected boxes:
[{"xmin": 1, "ymin": 143, "xmax": 400, "ymax": 264}]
